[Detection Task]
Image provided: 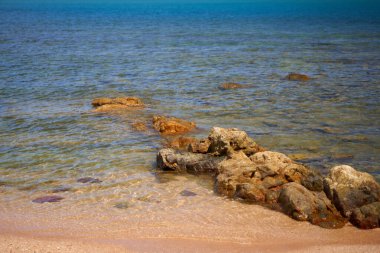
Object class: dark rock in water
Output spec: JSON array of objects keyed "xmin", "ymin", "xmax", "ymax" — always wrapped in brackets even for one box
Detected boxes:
[
  {"xmin": 77, "ymin": 177, "xmax": 102, "ymax": 184},
  {"xmin": 208, "ymin": 127, "xmax": 265, "ymax": 156},
  {"xmin": 278, "ymin": 183, "xmax": 346, "ymax": 228},
  {"xmin": 180, "ymin": 190, "xmax": 197, "ymax": 197},
  {"xmin": 157, "ymin": 148, "xmax": 224, "ymax": 174},
  {"xmin": 350, "ymin": 202, "xmax": 380, "ymax": 229},
  {"xmin": 286, "ymin": 73, "xmax": 310, "ymax": 81},
  {"xmin": 51, "ymin": 186, "xmax": 71, "ymax": 193},
  {"xmin": 152, "ymin": 115, "xmax": 196, "ymax": 135},
  {"xmin": 324, "ymin": 165, "xmax": 380, "ymax": 229},
  {"xmin": 32, "ymin": 195, "xmax": 64, "ymax": 203},
  {"xmin": 114, "ymin": 202, "xmax": 129, "ymax": 209},
  {"xmin": 219, "ymin": 82, "xmax": 244, "ymax": 90}
]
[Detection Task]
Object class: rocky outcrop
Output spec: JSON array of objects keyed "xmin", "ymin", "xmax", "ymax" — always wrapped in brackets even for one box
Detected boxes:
[
  {"xmin": 157, "ymin": 148, "xmax": 223, "ymax": 174},
  {"xmin": 92, "ymin": 97, "xmax": 144, "ymax": 112},
  {"xmin": 155, "ymin": 127, "xmax": 380, "ymax": 229},
  {"xmin": 208, "ymin": 127, "xmax": 265, "ymax": 156},
  {"xmin": 278, "ymin": 183, "xmax": 346, "ymax": 228},
  {"xmin": 324, "ymin": 165, "xmax": 380, "ymax": 228},
  {"xmin": 219, "ymin": 83, "xmax": 243, "ymax": 90},
  {"xmin": 286, "ymin": 73, "xmax": 310, "ymax": 81},
  {"xmin": 152, "ymin": 115, "xmax": 196, "ymax": 135}
]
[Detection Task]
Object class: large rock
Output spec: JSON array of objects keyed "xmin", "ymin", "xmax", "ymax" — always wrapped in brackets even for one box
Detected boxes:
[
  {"xmin": 92, "ymin": 97, "xmax": 144, "ymax": 112},
  {"xmin": 215, "ymin": 151, "xmax": 323, "ymax": 202},
  {"xmin": 157, "ymin": 148, "xmax": 223, "ymax": 174},
  {"xmin": 286, "ymin": 73, "xmax": 310, "ymax": 81},
  {"xmin": 152, "ymin": 115, "xmax": 196, "ymax": 135},
  {"xmin": 350, "ymin": 202, "xmax": 380, "ymax": 229},
  {"xmin": 323, "ymin": 165, "xmax": 380, "ymax": 228},
  {"xmin": 207, "ymin": 127, "xmax": 264, "ymax": 156},
  {"xmin": 278, "ymin": 183, "xmax": 346, "ymax": 228}
]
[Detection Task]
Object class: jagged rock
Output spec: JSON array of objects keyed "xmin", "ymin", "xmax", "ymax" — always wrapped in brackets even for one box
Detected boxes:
[
  {"xmin": 219, "ymin": 82, "xmax": 243, "ymax": 90},
  {"xmin": 188, "ymin": 138, "xmax": 211, "ymax": 154},
  {"xmin": 323, "ymin": 165, "xmax": 380, "ymax": 229},
  {"xmin": 157, "ymin": 148, "xmax": 223, "ymax": 174},
  {"xmin": 132, "ymin": 121, "xmax": 148, "ymax": 131},
  {"xmin": 278, "ymin": 183, "xmax": 346, "ymax": 228},
  {"xmin": 286, "ymin": 73, "xmax": 310, "ymax": 81},
  {"xmin": 207, "ymin": 127, "xmax": 264, "ymax": 156},
  {"xmin": 350, "ymin": 202, "xmax": 380, "ymax": 229},
  {"xmin": 215, "ymin": 151, "xmax": 323, "ymax": 201},
  {"xmin": 152, "ymin": 115, "xmax": 196, "ymax": 135},
  {"xmin": 92, "ymin": 97, "xmax": 144, "ymax": 112}
]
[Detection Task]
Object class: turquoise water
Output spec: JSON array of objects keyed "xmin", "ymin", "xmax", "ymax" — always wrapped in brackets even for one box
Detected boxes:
[{"xmin": 1, "ymin": 2, "xmax": 380, "ymax": 202}]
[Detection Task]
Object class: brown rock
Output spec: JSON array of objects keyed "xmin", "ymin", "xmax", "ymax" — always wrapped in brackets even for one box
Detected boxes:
[
  {"xmin": 323, "ymin": 165, "xmax": 380, "ymax": 229},
  {"xmin": 152, "ymin": 115, "xmax": 196, "ymax": 135},
  {"xmin": 278, "ymin": 183, "xmax": 346, "ymax": 228},
  {"xmin": 132, "ymin": 121, "xmax": 148, "ymax": 131},
  {"xmin": 92, "ymin": 97, "xmax": 144, "ymax": 112},
  {"xmin": 208, "ymin": 127, "xmax": 264, "ymax": 156},
  {"xmin": 219, "ymin": 82, "xmax": 244, "ymax": 90},
  {"xmin": 286, "ymin": 73, "xmax": 310, "ymax": 81},
  {"xmin": 350, "ymin": 202, "xmax": 380, "ymax": 229},
  {"xmin": 167, "ymin": 136, "xmax": 199, "ymax": 150}
]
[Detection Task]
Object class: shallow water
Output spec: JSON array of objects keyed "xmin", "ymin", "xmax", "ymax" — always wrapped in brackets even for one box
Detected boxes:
[{"xmin": 0, "ymin": 3, "xmax": 380, "ymax": 221}]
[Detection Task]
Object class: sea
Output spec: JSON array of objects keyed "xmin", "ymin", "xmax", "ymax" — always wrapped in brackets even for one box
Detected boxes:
[{"xmin": 0, "ymin": 1, "xmax": 380, "ymax": 225}]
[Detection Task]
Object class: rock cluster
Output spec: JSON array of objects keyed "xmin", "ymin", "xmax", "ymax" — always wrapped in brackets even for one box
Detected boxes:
[{"xmin": 156, "ymin": 127, "xmax": 380, "ymax": 229}]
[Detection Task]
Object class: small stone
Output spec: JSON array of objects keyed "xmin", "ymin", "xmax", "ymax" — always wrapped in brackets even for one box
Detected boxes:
[
  {"xmin": 132, "ymin": 121, "xmax": 148, "ymax": 131},
  {"xmin": 32, "ymin": 196, "xmax": 64, "ymax": 203},
  {"xmin": 114, "ymin": 202, "xmax": 129, "ymax": 209},
  {"xmin": 180, "ymin": 190, "xmax": 197, "ymax": 197},
  {"xmin": 286, "ymin": 73, "xmax": 310, "ymax": 81},
  {"xmin": 77, "ymin": 177, "xmax": 102, "ymax": 184},
  {"xmin": 152, "ymin": 115, "xmax": 196, "ymax": 135},
  {"xmin": 219, "ymin": 82, "xmax": 244, "ymax": 90}
]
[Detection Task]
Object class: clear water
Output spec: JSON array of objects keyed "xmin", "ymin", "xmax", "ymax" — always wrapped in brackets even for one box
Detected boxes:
[{"xmin": 1, "ymin": 2, "xmax": 380, "ymax": 210}]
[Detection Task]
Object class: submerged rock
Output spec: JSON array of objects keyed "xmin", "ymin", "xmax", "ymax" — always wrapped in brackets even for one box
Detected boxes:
[
  {"xmin": 152, "ymin": 115, "xmax": 196, "ymax": 135},
  {"xmin": 132, "ymin": 121, "xmax": 148, "ymax": 131},
  {"xmin": 180, "ymin": 190, "xmax": 197, "ymax": 197},
  {"xmin": 92, "ymin": 97, "xmax": 144, "ymax": 112},
  {"xmin": 286, "ymin": 73, "xmax": 310, "ymax": 81},
  {"xmin": 167, "ymin": 136, "xmax": 199, "ymax": 150},
  {"xmin": 219, "ymin": 82, "xmax": 244, "ymax": 90},
  {"xmin": 32, "ymin": 195, "xmax": 64, "ymax": 203},
  {"xmin": 157, "ymin": 148, "xmax": 223, "ymax": 174},
  {"xmin": 77, "ymin": 177, "xmax": 102, "ymax": 184},
  {"xmin": 323, "ymin": 165, "xmax": 380, "ymax": 228},
  {"xmin": 51, "ymin": 186, "xmax": 71, "ymax": 193},
  {"xmin": 278, "ymin": 183, "xmax": 346, "ymax": 228},
  {"xmin": 208, "ymin": 127, "xmax": 264, "ymax": 156},
  {"xmin": 114, "ymin": 201, "xmax": 130, "ymax": 209}
]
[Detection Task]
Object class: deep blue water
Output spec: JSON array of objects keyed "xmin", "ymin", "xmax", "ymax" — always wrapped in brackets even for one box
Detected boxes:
[{"xmin": 1, "ymin": 2, "xmax": 380, "ymax": 196}]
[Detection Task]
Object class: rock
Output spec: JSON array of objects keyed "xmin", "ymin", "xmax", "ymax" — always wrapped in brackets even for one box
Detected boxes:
[
  {"xmin": 219, "ymin": 82, "xmax": 244, "ymax": 90},
  {"xmin": 278, "ymin": 183, "xmax": 346, "ymax": 228},
  {"xmin": 180, "ymin": 190, "xmax": 197, "ymax": 197},
  {"xmin": 188, "ymin": 138, "xmax": 211, "ymax": 154},
  {"xmin": 286, "ymin": 73, "xmax": 310, "ymax": 81},
  {"xmin": 32, "ymin": 196, "xmax": 64, "ymax": 203},
  {"xmin": 207, "ymin": 127, "xmax": 264, "ymax": 156},
  {"xmin": 114, "ymin": 202, "xmax": 129, "ymax": 209},
  {"xmin": 157, "ymin": 148, "xmax": 223, "ymax": 174},
  {"xmin": 51, "ymin": 186, "xmax": 71, "ymax": 193},
  {"xmin": 167, "ymin": 136, "xmax": 200, "ymax": 151},
  {"xmin": 92, "ymin": 97, "xmax": 144, "ymax": 112},
  {"xmin": 152, "ymin": 115, "xmax": 196, "ymax": 135},
  {"xmin": 132, "ymin": 121, "xmax": 148, "ymax": 131},
  {"xmin": 288, "ymin": 153, "xmax": 321, "ymax": 161},
  {"xmin": 77, "ymin": 177, "xmax": 102, "ymax": 184},
  {"xmin": 324, "ymin": 165, "xmax": 380, "ymax": 228},
  {"xmin": 350, "ymin": 202, "xmax": 380, "ymax": 229}
]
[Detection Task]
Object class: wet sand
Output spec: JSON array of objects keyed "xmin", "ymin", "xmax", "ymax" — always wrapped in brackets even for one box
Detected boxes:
[{"xmin": 1, "ymin": 187, "xmax": 380, "ymax": 253}]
